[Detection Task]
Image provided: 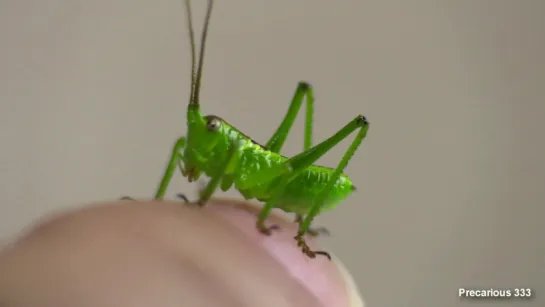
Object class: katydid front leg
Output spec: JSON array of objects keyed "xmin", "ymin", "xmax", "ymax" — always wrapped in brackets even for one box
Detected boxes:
[
  {"xmin": 154, "ymin": 137, "xmax": 188, "ymax": 199},
  {"xmin": 120, "ymin": 194, "xmax": 190, "ymax": 203},
  {"xmin": 121, "ymin": 137, "xmax": 186, "ymax": 202}
]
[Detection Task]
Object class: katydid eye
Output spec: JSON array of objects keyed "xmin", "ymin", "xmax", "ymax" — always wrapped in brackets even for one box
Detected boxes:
[{"xmin": 206, "ymin": 117, "xmax": 221, "ymax": 132}]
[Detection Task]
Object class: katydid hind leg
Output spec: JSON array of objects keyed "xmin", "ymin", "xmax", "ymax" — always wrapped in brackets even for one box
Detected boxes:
[
  {"xmin": 261, "ymin": 114, "xmax": 368, "ymax": 258},
  {"xmin": 295, "ymin": 214, "xmax": 330, "ymax": 237},
  {"xmin": 307, "ymin": 227, "xmax": 330, "ymax": 237},
  {"xmin": 266, "ymin": 82, "xmax": 315, "ymax": 153},
  {"xmin": 249, "ymin": 115, "xmax": 369, "ymax": 243},
  {"xmin": 252, "ymin": 82, "xmax": 315, "ymax": 233},
  {"xmin": 294, "ymin": 235, "xmax": 332, "ymax": 260},
  {"xmin": 265, "ymin": 83, "xmax": 329, "ymax": 236},
  {"xmin": 295, "ymin": 115, "xmax": 369, "ymax": 259}
]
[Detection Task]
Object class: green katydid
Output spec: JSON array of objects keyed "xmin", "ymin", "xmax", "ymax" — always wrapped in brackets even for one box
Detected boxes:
[{"xmin": 150, "ymin": 0, "xmax": 369, "ymax": 260}]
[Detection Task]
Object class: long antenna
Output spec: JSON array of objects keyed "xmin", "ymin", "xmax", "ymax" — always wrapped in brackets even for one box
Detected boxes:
[
  {"xmin": 185, "ymin": 0, "xmax": 213, "ymax": 108},
  {"xmin": 184, "ymin": 0, "xmax": 196, "ymax": 106}
]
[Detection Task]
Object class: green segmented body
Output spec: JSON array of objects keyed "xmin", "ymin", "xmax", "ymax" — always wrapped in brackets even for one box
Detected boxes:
[{"xmin": 183, "ymin": 114, "xmax": 356, "ymax": 214}]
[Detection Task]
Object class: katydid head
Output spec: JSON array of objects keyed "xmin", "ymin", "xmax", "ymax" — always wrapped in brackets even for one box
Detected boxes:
[
  {"xmin": 184, "ymin": 112, "xmax": 230, "ymax": 182},
  {"xmin": 182, "ymin": 1, "xmax": 235, "ymax": 175},
  {"xmin": 185, "ymin": 113, "xmax": 226, "ymax": 155}
]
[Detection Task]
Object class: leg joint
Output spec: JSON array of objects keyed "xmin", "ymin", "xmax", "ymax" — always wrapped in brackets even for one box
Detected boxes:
[
  {"xmin": 298, "ymin": 81, "xmax": 312, "ymax": 90},
  {"xmin": 355, "ymin": 114, "xmax": 368, "ymax": 125}
]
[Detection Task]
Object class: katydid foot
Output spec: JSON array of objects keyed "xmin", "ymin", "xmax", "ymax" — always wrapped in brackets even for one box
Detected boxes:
[
  {"xmin": 294, "ymin": 233, "xmax": 331, "ymax": 260},
  {"xmin": 120, "ymin": 194, "xmax": 190, "ymax": 203},
  {"xmin": 306, "ymin": 227, "xmax": 330, "ymax": 237},
  {"xmin": 294, "ymin": 215, "xmax": 331, "ymax": 237},
  {"xmin": 256, "ymin": 221, "xmax": 281, "ymax": 236},
  {"xmin": 175, "ymin": 193, "xmax": 190, "ymax": 203},
  {"xmin": 176, "ymin": 179, "xmax": 208, "ymax": 206},
  {"xmin": 176, "ymin": 193, "xmax": 205, "ymax": 207}
]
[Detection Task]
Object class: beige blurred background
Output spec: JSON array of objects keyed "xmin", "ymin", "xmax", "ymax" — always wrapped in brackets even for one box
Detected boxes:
[{"xmin": 1, "ymin": 0, "xmax": 544, "ymax": 306}]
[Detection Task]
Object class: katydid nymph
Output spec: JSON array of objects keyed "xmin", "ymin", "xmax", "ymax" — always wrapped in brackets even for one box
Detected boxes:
[{"xmin": 147, "ymin": 0, "xmax": 369, "ymax": 260}]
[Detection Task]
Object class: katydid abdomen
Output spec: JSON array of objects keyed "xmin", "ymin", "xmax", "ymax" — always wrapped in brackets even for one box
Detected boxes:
[
  {"xmin": 272, "ymin": 166, "xmax": 355, "ymax": 214},
  {"xmin": 186, "ymin": 134, "xmax": 356, "ymax": 215}
]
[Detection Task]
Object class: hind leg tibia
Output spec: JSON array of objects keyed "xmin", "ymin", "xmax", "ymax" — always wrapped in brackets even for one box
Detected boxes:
[{"xmin": 266, "ymin": 82, "xmax": 315, "ymax": 153}]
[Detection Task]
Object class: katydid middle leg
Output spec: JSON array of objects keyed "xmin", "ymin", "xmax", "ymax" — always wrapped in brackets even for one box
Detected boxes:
[
  {"xmin": 249, "ymin": 114, "xmax": 369, "ymax": 259},
  {"xmin": 195, "ymin": 140, "xmax": 242, "ymax": 206},
  {"xmin": 265, "ymin": 81, "xmax": 330, "ymax": 237}
]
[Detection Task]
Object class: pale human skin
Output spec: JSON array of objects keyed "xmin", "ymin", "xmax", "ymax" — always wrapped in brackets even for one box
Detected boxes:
[{"xmin": 0, "ymin": 199, "xmax": 364, "ymax": 307}]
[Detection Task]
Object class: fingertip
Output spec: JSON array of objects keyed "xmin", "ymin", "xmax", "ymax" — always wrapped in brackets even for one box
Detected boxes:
[
  {"xmin": 202, "ymin": 198, "xmax": 363, "ymax": 307},
  {"xmin": 1, "ymin": 199, "xmax": 364, "ymax": 307},
  {"xmin": 0, "ymin": 200, "xmax": 326, "ymax": 307}
]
